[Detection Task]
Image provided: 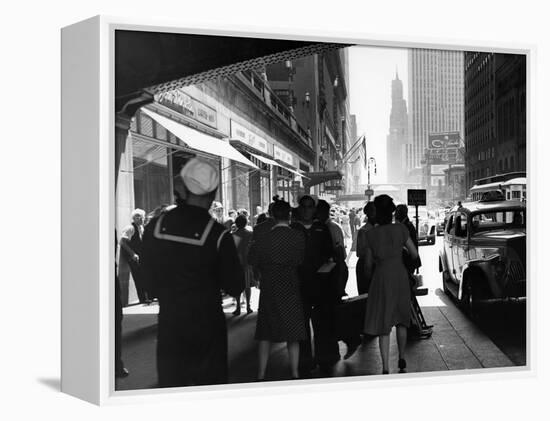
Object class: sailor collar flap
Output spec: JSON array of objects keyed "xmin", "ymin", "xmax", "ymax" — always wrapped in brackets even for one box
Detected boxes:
[{"xmin": 153, "ymin": 213, "xmax": 215, "ymax": 246}]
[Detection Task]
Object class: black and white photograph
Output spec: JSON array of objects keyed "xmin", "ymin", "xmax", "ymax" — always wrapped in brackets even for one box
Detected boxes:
[
  {"xmin": 6, "ymin": 0, "xmax": 550, "ymax": 417},
  {"xmin": 113, "ymin": 30, "xmax": 527, "ymax": 391}
]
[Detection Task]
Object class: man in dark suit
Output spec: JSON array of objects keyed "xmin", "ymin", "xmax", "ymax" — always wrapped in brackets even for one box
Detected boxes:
[{"xmin": 291, "ymin": 195, "xmax": 339, "ymax": 375}]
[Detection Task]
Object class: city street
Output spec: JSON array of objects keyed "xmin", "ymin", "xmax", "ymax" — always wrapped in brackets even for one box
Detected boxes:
[
  {"xmin": 116, "ymin": 233, "xmax": 525, "ymax": 391},
  {"xmin": 416, "ymin": 235, "xmax": 526, "ymax": 367}
]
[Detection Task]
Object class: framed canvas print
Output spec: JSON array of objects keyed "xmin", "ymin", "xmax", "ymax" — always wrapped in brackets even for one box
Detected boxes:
[{"xmin": 61, "ymin": 15, "xmax": 533, "ymax": 405}]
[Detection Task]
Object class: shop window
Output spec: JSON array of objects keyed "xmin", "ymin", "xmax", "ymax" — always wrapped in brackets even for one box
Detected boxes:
[
  {"xmin": 155, "ymin": 122, "xmax": 168, "ymax": 141},
  {"xmin": 232, "ymin": 164, "xmax": 250, "ymax": 212},
  {"xmin": 139, "ymin": 114, "xmax": 154, "ymax": 137},
  {"xmin": 132, "ymin": 138, "xmax": 171, "ymax": 214}
]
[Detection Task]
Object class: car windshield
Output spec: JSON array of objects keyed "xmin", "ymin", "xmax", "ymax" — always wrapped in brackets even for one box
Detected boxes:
[{"xmin": 470, "ymin": 208, "xmax": 526, "ymax": 234}]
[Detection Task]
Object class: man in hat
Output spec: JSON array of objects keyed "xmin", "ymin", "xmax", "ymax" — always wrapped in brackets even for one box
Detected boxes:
[{"xmin": 141, "ymin": 158, "xmax": 244, "ymax": 387}]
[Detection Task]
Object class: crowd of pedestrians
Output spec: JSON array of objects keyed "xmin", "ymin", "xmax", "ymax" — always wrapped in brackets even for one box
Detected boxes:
[{"xmin": 116, "ymin": 157, "xmax": 421, "ymax": 386}]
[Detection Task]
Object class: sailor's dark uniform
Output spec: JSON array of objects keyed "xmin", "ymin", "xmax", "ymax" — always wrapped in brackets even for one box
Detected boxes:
[{"xmin": 141, "ymin": 203, "xmax": 244, "ymax": 387}]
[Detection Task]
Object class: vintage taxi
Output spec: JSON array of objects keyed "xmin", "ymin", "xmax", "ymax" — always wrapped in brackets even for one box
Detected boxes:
[{"xmin": 438, "ymin": 196, "xmax": 526, "ymax": 316}]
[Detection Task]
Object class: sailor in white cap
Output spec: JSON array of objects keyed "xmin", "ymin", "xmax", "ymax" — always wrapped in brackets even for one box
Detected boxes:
[{"xmin": 140, "ymin": 157, "xmax": 244, "ymax": 387}]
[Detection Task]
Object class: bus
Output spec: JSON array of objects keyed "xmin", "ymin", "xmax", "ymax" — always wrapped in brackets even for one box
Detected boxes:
[{"xmin": 469, "ymin": 172, "xmax": 526, "ymax": 202}]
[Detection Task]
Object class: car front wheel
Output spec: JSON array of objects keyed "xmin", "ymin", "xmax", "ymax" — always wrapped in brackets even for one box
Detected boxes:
[{"xmin": 460, "ymin": 279, "xmax": 481, "ymax": 319}]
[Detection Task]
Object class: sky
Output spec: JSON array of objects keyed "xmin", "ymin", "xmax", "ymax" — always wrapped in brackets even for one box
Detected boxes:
[{"xmin": 349, "ymin": 45, "xmax": 409, "ymax": 184}]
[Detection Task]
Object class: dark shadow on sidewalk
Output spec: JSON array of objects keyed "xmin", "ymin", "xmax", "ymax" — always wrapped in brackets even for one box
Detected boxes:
[{"xmin": 37, "ymin": 377, "xmax": 60, "ymax": 391}]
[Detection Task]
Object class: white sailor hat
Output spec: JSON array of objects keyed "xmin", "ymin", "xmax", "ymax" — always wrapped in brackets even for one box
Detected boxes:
[{"xmin": 180, "ymin": 158, "xmax": 219, "ymax": 195}]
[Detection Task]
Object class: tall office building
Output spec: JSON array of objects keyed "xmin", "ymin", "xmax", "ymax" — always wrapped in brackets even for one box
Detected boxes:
[
  {"xmin": 386, "ymin": 69, "xmax": 408, "ymax": 184},
  {"xmin": 407, "ymin": 49, "xmax": 464, "ymax": 186},
  {"xmin": 464, "ymin": 52, "xmax": 526, "ymax": 190}
]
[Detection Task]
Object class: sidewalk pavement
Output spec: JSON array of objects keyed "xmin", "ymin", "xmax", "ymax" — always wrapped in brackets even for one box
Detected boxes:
[{"xmin": 116, "ymin": 251, "xmax": 515, "ymax": 391}]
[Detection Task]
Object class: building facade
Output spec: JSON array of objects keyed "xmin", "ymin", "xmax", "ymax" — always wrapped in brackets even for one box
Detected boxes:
[
  {"xmin": 386, "ymin": 70, "xmax": 409, "ymax": 184},
  {"xmin": 265, "ymin": 49, "xmax": 351, "ymax": 200},
  {"xmin": 117, "ymin": 50, "xmax": 352, "ymax": 242},
  {"xmin": 464, "ymin": 52, "xmax": 526, "ymax": 191},
  {"xmin": 407, "ymin": 49, "xmax": 464, "ymax": 190}
]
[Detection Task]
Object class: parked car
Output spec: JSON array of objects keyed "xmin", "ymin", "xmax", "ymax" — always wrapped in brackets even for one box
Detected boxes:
[
  {"xmin": 435, "ymin": 210, "xmax": 446, "ymax": 236},
  {"xmin": 438, "ymin": 197, "xmax": 526, "ymax": 317},
  {"xmin": 409, "ymin": 206, "xmax": 436, "ymax": 245}
]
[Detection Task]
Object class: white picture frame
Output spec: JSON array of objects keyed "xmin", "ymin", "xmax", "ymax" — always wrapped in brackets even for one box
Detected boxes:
[{"xmin": 61, "ymin": 15, "xmax": 535, "ymax": 406}]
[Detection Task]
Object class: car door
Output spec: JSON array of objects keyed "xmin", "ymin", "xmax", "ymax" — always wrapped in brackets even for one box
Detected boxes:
[
  {"xmin": 453, "ymin": 211, "xmax": 469, "ymax": 283},
  {"xmin": 443, "ymin": 212, "xmax": 456, "ymax": 281}
]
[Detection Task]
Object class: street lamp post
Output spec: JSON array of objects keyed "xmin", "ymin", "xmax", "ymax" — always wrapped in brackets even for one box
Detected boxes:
[{"xmin": 366, "ymin": 157, "xmax": 377, "ymax": 201}]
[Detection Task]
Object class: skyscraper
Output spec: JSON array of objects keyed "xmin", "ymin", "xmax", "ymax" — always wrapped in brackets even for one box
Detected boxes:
[
  {"xmin": 386, "ymin": 69, "xmax": 408, "ymax": 184},
  {"xmin": 464, "ymin": 52, "xmax": 526, "ymax": 190},
  {"xmin": 407, "ymin": 49, "xmax": 464, "ymax": 187}
]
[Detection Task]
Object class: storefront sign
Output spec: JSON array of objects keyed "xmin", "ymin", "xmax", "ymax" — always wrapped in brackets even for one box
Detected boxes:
[
  {"xmin": 155, "ymin": 90, "xmax": 218, "ymax": 129},
  {"xmin": 324, "ymin": 185, "xmax": 343, "ymax": 191},
  {"xmin": 195, "ymin": 103, "xmax": 217, "ymax": 128},
  {"xmin": 273, "ymin": 145, "xmax": 294, "ymax": 167},
  {"xmin": 230, "ymin": 121, "xmax": 269, "ymax": 154}
]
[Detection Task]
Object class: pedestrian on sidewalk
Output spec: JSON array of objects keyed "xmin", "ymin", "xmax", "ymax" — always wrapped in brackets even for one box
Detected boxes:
[
  {"xmin": 114, "ymin": 230, "xmax": 128, "ymax": 379},
  {"xmin": 119, "ymin": 208, "xmax": 151, "ymax": 305},
  {"xmin": 248, "ymin": 197, "xmax": 278, "ymax": 287},
  {"xmin": 355, "ymin": 202, "xmax": 376, "ymax": 295},
  {"xmin": 362, "ymin": 194, "xmax": 418, "ymax": 375},
  {"xmin": 316, "ymin": 200, "xmax": 359, "ymax": 360},
  {"xmin": 141, "ymin": 158, "xmax": 244, "ymax": 388},
  {"xmin": 340, "ymin": 210, "xmax": 352, "ymax": 243},
  {"xmin": 395, "ymin": 204, "xmax": 422, "ymax": 274},
  {"xmin": 250, "ymin": 199, "xmax": 307, "ymax": 380},
  {"xmin": 232, "ymin": 214, "xmax": 256, "ymax": 315},
  {"xmin": 291, "ymin": 195, "xmax": 339, "ymax": 375}
]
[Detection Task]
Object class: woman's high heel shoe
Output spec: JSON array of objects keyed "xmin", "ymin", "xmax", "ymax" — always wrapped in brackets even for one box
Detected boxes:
[{"xmin": 398, "ymin": 358, "xmax": 407, "ymax": 373}]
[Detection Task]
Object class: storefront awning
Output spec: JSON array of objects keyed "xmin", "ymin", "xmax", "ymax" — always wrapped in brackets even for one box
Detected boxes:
[
  {"xmin": 303, "ymin": 170, "xmax": 343, "ymax": 188},
  {"xmin": 249, "ymin": 152, "xmax": 280, "ymax": 167},
  {"xmin": 142, "ymin": 108, "xmax": 258, "ymax": 169},
  {"xmin": 249, "ymin": 152, "xmax": 307, "ymax": 179}
]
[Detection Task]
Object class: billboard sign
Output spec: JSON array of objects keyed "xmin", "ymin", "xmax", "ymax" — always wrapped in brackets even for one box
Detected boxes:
[
  {"xmin": 431, "ymin": 164, "xmax": 449, "ymax": 175},
  {"xmin": 428, "ymin": 131, "xmax": 460, "ymax": 149}
]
